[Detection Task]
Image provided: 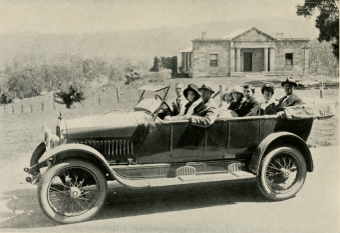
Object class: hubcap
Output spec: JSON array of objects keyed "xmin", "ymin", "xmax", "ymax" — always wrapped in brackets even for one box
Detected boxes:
[
  {"xmin": 70, "ymin": 187, "xmax": 81, "ymax": 198},
  {"xmin": 265, "ymin": 152, "xmax": 299, "ymax": 194},
  {"xmin": 47, "ymin": 166, "xmax": 100, "ymax": 216}
]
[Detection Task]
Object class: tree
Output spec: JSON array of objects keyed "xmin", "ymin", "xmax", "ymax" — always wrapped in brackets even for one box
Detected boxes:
[
  {"xmin": 308, "ymin": 39, "xmax": 339, "ymax": 77},
  {"xmin": 297, "ymin": 0, "xmax": 339, "ymax": 60},
  {"xmin": 54, "ymin": 82, "xmax": 86, "ymax": 108}
]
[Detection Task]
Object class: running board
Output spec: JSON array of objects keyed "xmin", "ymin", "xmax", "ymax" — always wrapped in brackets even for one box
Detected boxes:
[{"xmin": 111, "ymin": 169, "xmax": 255, "ymax": 188}]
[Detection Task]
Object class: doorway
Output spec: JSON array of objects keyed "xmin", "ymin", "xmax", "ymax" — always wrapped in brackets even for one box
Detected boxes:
[{"xmin": 243, "ymin": 53, "xmax": 252, "ymax": 72}]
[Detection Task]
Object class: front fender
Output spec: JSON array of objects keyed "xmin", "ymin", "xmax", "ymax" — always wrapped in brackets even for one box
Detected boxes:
[
  {"xmin": 28, "ymin": 143, "xmax": 150, "ymax": 188},
  {"xmin": 249, "ymin": 132, "xmax": 313, "ymax": 175}
]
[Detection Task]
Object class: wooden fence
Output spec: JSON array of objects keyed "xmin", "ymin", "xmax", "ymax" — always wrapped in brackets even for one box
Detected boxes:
[{"xmin": 1, "ymin": 84, "xmax": 338, "ymax": 115}]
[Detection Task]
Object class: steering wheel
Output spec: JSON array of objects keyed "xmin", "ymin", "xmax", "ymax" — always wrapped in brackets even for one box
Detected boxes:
[
  {"xmin": 155, "ymin": 94, "xmax": 163, "ymax": 100},
  {"xmin": 154, "ymin": 95, "xmax": 172, "ymax": 118}
]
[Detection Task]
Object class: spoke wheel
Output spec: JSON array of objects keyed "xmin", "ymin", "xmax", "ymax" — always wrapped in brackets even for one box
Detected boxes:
[
  {"xmin": 257, "ymin": 147, "xmax": 307, "ymax": 201},
  {"xmin": 38, "ymin": 159, "xmax": 107, "ymax": 224}
]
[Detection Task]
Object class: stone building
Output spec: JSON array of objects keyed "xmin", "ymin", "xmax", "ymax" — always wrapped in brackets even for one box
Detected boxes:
[{"xmin": 180, "ymin": 27, "xmax": 310, "ymax": 78}]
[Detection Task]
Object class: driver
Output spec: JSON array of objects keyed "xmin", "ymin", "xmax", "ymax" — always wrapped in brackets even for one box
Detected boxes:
[
  {"xmin": 170, "ymin": 83, "xmax": 188, "ymax": 116},
  {"xmin": 184, "ymin": 83, "xmax": 218, "ymax": 127}
]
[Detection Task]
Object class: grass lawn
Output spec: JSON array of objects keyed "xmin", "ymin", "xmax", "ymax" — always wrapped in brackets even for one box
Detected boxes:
[{"xmin": 0, "ymin": 74, "xmax": 338, "ymax": 162}]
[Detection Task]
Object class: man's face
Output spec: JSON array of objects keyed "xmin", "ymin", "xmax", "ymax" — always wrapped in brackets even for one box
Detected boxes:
[
  {"xmin": 283, "ymin": 83, "xmax": 295, "ymax": 95},
  {"xmin": 175, "ymin": 87, "xmax": 182, "ymax": 97},
  {"xmin": 201, "ymin": 90, "xmax": 212, "ymax": 102},
  {"xmin": 243, "ymin": 87, "xmax": 253, "ymax": 99}
]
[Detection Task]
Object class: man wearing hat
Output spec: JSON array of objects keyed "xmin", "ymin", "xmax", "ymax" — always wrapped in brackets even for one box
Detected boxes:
[
  {"xmin": 274, "ymin": 77, "xmax": 303, "ymax": 114},
  {"xmin": 184, "ymin": 83, "xmax": 218, "ymax": 127}
]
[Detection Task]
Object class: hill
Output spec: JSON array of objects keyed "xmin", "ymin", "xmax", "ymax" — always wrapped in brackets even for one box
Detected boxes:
[{"xmin": 0, "ymin": 18, "xmax": 318, "ymax": 69}]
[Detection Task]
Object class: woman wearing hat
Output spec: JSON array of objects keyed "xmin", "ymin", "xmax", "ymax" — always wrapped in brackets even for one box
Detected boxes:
[
  {"xmin": 227, "ymin": 85, "xmax": 244, "ymax": 111},
  {"xmin": 164, "ymin": 84, "xmax": 201, "ymax": 120},
  {"xmin": 259, "ymin": 82, "xmax": 277, "ymax": 115}
]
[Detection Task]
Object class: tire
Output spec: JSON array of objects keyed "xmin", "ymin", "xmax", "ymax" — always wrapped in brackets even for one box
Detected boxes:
[
  {"xmin": 256, "ymin": 147, "xmax": 307, "ymax": 201},
  {"xmin": 38, "ymin": 159, "xmax": 107, "ymax": 224}
]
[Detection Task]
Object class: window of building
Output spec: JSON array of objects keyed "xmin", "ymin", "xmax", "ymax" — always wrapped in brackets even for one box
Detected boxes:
[
  {"xmin": 210, "ymin": 54, "xmax": 218, "ymax": 67},
  {"xmin": 285, "ymin": 53, "xmax": 293, "ymax": 65}
]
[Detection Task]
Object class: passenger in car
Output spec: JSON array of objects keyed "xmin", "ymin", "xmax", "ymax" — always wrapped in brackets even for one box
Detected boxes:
[
  {"xmin": 273, "ymin": 77, "xmax": 303, "ymax": 117},
  {"xmin": 184, "ymin": 83, "xmax": 219, "ymax": 127},
  {"xmin": 164, "ymin": 84, "xmax": 201, "ymax": 120},
  {"xmin": 259, "ymin": 82, "xmax": 277, "ymax": 115},
  {"xmin": 227, "ymin": 85, "xmax": 244, "ymax": 111},
  {"xmin": 234, "ymin": 84, "xmax": 260, "ymax": 117},
  {"xmin": 221, "ymin": 89, "xmax": 232, "ymax": 108}
]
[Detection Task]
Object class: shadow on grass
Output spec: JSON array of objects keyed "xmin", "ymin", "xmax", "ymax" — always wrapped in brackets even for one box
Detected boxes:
[{"xmin": 0, "ymin": 180, "xmax": 270, "ymax": 229}]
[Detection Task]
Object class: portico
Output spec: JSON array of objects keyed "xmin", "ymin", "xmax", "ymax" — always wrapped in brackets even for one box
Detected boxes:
[{"xmin": 180, "ymin": 27, "xmax": 310, "ymax": 78}]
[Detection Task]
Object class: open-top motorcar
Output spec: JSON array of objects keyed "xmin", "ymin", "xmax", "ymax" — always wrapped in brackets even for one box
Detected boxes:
[{"xmin": 24, "ymin": 83, "xmax": 334, "ymax": 224}]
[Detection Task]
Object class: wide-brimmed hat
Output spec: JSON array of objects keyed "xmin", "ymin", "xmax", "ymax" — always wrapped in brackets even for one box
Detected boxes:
[
  {"xmin": 281, "ymin": 77, "xmax": 297, "ymax": 87},
  {"xmin": 261, "ymin": 82, "xmax": 275, "ymax": 94},
  {"xmin": 198, "ymin": 83, "xmax": 215, "ymax": 94},
  {"xmin": 183, "ymin": 84, "xmax": 200, "ymax": 99},
  {"xmin": 230, "ymin": 85, "xmax": 243, "ymax": 94}
]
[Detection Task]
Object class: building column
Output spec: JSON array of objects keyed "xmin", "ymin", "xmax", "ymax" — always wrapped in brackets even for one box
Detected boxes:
[
  {"xmin": 264, "ymin": 48, "xmax": 268, "ymax": 71},
  {"xmin": 230, "ymin": 48, "xmax": 235, "ymax": 72},
  {"xmin": 303, "ymin": 46, "xmax": 309, "ymax": 75},
  {"xmin": 236, "ymin": 48, "xmax": 241, "ymax": 72},
  {"xmin": 269, "ymin": 47, "xmax": 275, "ymax": 72}
]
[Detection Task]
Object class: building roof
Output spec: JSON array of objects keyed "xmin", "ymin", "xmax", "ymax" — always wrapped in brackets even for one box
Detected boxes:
[
  {"xmin": 222, "ymin": 28, "xmax": 252, "ymax": 39},
  {"xmin": 222, "ymin": 27, "xmax": 275, "ymax": 40},
  {"xmin": 179, "ymin": 46, "xmax": 192, "ymax": 53}
]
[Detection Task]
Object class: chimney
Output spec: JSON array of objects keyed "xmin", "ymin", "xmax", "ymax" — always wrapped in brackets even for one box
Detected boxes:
[
  {"xmin": 276, "ymin": 33, "xmax": 284, "ymax": 38},
  {"xmin": 201, "ymin": 32, "xmax": 207, "ymax": 39}
]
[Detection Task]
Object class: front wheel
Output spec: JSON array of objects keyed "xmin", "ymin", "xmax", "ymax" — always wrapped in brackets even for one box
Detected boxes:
[
  {"xmin": 38, "ymin": 159, "xmax": 107, "ymax": 224},
  {"xmin": 257, "ymin": 147, "xmax": 307, "ymax": 201}
]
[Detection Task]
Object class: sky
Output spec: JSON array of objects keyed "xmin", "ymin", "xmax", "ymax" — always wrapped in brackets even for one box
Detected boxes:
[{"xmin": 0, "ymin": 0, "xmax": 313, "ymax": 34}]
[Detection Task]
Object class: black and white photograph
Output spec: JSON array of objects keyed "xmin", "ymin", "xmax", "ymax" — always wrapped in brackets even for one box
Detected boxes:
[{"xmin": 0, "ymin": 0, "xmax": 339, "ymax": 232}]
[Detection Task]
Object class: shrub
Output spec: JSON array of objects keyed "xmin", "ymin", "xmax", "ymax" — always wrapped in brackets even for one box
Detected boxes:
[{"xmin": 54, "ymin": 82, "xmax": 86, "ymax": 108}]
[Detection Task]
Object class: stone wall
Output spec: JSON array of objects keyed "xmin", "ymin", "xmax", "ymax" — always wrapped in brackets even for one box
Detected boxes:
[
  {"xmin": 274, "ymin": 40, "xmax": 309, "ymax": 73},
  {"xmin": 192, "ymin": 40, "xmax": 230, "ymax": 78},
  {"xmin": 150, "ymin": 56, "xmax": 178, "ymax": 74}
]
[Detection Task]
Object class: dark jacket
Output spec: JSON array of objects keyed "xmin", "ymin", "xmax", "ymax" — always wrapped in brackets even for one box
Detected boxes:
[
  {"xmin": 190, "ymin": 98, "xmax": 218, "ymax": 127},
  {"xmin": 227, "ymin": 100, "xmax": 242, "ymax": 111},
  {"xmin": 234, "ymin": 96, "xmax": 260, "ymax": 117},
  {"xmin": 273, "ymin": 93, "xmax": 303, "ymax": 113}
]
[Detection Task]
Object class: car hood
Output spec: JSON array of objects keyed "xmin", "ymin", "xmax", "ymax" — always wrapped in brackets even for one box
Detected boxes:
[{"xmin": 65, "ymin": 111, "xmax": 152, "ymax": 139}]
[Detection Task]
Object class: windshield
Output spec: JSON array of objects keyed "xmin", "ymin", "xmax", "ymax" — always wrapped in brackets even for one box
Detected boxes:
[{"xmin": 134, "ymin": 98, "xmax": 162, "ymax": 114}]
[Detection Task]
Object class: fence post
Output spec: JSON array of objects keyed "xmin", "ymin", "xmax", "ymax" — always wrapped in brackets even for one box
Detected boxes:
[
  {"xmin": 41, "ymin": 102, "xmax": 44, "ymax": 111},
  {"xmin": 319, "ymin": 81, "xmax": 324, "ymax": 99},
  {"xmin": 12, "ymin": 105, "xmax": 14, "ymax": 114},
  {"xmin": 21, "ymin": 105, "xmax": 24, "ymax": 114},
  {"xmin": 30, "ymin": 104, "xmax": 33, "ymax": 113},
  {"xmin": 116, "ymin": 86, "xmax": 120, "ymax": 103},
  {"xmin": 53, "ymin": 99, "xmax": 56, "ymax": 110},
  {"xmin": 219, "ymin": 85, "xmax": 225, "ymax": 107},
  {"xmin": 98, "ymin": 90, "xmax": 101, "ymax": 105},
  {"xmin": 4, "ymin": 106, "xmax": 6, "ymax": 114}
]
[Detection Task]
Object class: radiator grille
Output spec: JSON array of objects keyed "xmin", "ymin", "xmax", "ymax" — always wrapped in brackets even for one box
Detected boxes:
[{"xmin": 72, "ymin": 139, "xmax": 134, "ymax": 158}]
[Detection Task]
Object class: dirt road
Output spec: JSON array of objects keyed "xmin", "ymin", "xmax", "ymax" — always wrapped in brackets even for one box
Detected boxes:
[{"xmin": 0, "ymin": 146, "xmax": 339, "ymax": 232}]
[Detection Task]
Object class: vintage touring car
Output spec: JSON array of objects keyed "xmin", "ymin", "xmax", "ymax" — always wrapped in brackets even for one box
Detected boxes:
[{"xmin": 24, "ymin": 84, "xmax": 334, "ymax": 224}]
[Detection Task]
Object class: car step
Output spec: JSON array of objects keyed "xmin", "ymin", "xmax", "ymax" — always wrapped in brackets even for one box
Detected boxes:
[{"xmin": 144, "ymin": 171, "xmax": 255, "ymax": 187}]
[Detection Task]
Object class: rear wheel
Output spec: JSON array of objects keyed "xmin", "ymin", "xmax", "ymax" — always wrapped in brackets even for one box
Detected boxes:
[
  {"xmin": 38, "ymin": 159, "xmax": 107, "ymax": 224},
  {"xmin": 257, "ymin": 147, "xmax": 307, "ymax": 201}
]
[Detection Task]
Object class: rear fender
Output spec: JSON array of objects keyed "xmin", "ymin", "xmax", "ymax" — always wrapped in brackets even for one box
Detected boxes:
[{"xmin": 249, "ymin": 132, "xmax": 313, "ymax": 175}]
